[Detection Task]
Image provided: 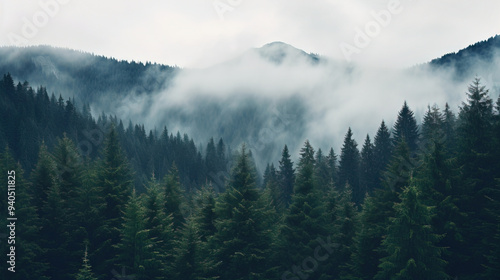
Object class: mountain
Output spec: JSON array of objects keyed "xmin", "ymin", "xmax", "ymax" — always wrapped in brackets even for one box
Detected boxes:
[
  {"xmin": 1, "ymin": 37, "xmax": 500, "ymax": 172},
  {"xmin": 0, "ymin": 45, "xmax": 178, "ymax": 104},
  {"xmin": 428, "ymin": 35, "xmax": 500, "ymax": 82}
]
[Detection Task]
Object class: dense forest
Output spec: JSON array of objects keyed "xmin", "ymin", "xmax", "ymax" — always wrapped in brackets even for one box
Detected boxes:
[{"xmin": 1, "ymin": 72, "xmax": 500, "ymax": 280}]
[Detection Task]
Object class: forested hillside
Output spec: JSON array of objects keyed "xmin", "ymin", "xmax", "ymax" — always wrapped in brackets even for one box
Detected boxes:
[{"xmin": 1, "ymin": 71, "xmax": 499, "ymax": 279}]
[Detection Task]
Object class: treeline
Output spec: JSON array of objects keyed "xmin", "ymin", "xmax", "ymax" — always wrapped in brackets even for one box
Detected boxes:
[
  {"xmin": 0, "ymin": 72, "xmax": 230, "ymax": 191},
  {"xmin": 0, "ymin": 76, "xmax": 499, "ymax": 279}
]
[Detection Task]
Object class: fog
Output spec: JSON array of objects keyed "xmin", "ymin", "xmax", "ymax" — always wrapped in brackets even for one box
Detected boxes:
[{"xmin": 103, "ymin": 41, "xmax": 500, "ymax": 172}]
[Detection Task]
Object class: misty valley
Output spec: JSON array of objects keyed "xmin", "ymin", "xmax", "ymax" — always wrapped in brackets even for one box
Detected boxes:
[{"xmin": 0, "ymin": 35, "xmax": 500, "ymax": 280}]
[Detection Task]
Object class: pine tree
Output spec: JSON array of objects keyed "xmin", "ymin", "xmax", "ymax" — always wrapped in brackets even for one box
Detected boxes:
[
  {"xmin": 143, "ymin": 174, "xmax": 174, "ymax": 279},
  {"xmin": 326, "ymin": 147, "xmax": 338, "ymax": 187},
  {"xmin": 193, "ymin": 185, "xmax": 217, "ymax": 242},
  {"xmin": 332, "ymin": 185, "xmax": 358, "ymax": 279},
  {"xmin": 164, "ymin": 162, "xmax": 185, "ymax": 231},
  {"xmin": 421, "ymin": 105, "xmax": 445, "ymax": 147},
  {"xmin": 375, "ymin": 184, "xmax": 447, "ymax": 280},
  {"xmin": 360, "ymin": 135, "xmax": 376, "ymax": 195},
  {"xmin": 51, "ymin": 135, "xmax": 85, "ymax": 278},
  {"xmin": 114, "ymin": 189, "xmax": 149, "ymax": 280},
  {"xmin": 92, "ymin": 126, "xmax": 133, "ymax": 279},
  {"xmin": 172, "ymin": 218, "xmax": 213, "ymax": 280},
  {"xmin": 0, "ymin": 147, "xmax": 48, "ymax": 280},
  {"xmin": 393, "ymin": 101, "xmax": 419, "ymax": 153},
  {"xmin": 278, "ymin": 144, "xmax": 295, "ymax": 207},
  {"xmin": 315, "ymin": 148, "xmax": 331, "ymax": 192},
  {"xmin": 30, "ymin": 143, "xmax": 57, "ymax": 218},
  {"xmin": 75, "ymin": 246, "xmax": 98, "ymax": 280},
  {"xmin": 414, "ymin": 138, "xmax": 463, "ymax": 278},
  {"xmin": 278, "ymin": 140, "xmax": 330, "ymax": 280},
  {"xmin": 213, "ymin": 144, "xmax": 272, "ymax": 280},
  {"xmin": 443, "ymin": 103, "xmax": 457, "ymax": 154},
  {"xmin": 338, "ymin": 128, "xmax": 361, "ymax": 204},
  {"xmin": 455, "ymin": 78, "xmax": 496, "ymax": 277},
  {"xmin": 349, "ymin": 194, "xmax": 385, "ymax": 280},
  {"xmin": 373, "ymin": 121, "xmax": 392, "ymax": 190}
]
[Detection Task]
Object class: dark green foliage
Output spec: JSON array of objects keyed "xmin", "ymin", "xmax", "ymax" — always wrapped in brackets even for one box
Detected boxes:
[
  {"xmin": 75, "ymin": 247, "xmax": 98, "ymax": 280},
  {"xmin": 213, "ymin": 144, "xmax": 272, "ymax": 280},
  {"xmin": 278, "ymin": 140, "xmax": 331, "ymax": 280},
  {"xmin": 455, "ymin": 78, "xmax": 496, "ymax": 278},
  {"xmin": 393, "ymin": 101, "xmax": 419, "ymax": 153},
  {"xmin": 0, "ymin": 147, "xmax": 48, "ymax": 280},
  {"xmin": 360, "ymin": 135, "xmax": 377, "ymax": 195},
  {"xmin": 375, "ymin": 184, "xmax": 448, "ymax": 280},
  {"xmin": 373, "ymin": 121, "xmax": 392, "ymax": 190},
  {"xmin": 92, "ymin": 126, "xmax": 133, "ymax": 279},
  {"xmin": 164, "ymin": 163, "xmax": 186, "ymax": 231},
  {"xmin": 278, "ymin": 144, "xmax": 295, "ymax": 206},
  {"xmin": 339, "ymin": 128, "xmax": 361, "ymax": 204},
  {"xmin": 349, "ymin": 194, "xmax": 385, "ymax": 280},
  {"xmin": 143, "ymin": 174, "xmax": 174, "ymax": 278},
  {"xmin": 113, "ymin": 189, "xmax": 150, "ymax": 280}
]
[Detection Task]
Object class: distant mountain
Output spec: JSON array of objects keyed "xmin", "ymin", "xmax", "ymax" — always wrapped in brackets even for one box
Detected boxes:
[
  {"xmin": 255, "ymin": 41, "xmax": 321, "ymax": 65},
  {"xmin": 1, "ymin": 37, "xmax": 500, "ymax": 172},
  {"xmin": 428, "ymin": 35, "xmax": 500, "ymax": 81},
  {"xmin": 0, "ymin": 45, "xmax": 178, "ymax": 105}
]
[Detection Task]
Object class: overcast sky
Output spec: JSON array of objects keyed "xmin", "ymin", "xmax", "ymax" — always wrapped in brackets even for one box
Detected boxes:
[{"xmin": 1, "ymin": 0, "xmax": 499, "ymax": 68}]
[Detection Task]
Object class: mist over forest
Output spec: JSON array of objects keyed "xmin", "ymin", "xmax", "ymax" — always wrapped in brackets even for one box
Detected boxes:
[
  {"xmin": 1, "ymin": 36, "xmax": 499, "ymax": 172},
  {"xmin": 1, "ymin": 34, "xmax": 500, "ymax": 280}
]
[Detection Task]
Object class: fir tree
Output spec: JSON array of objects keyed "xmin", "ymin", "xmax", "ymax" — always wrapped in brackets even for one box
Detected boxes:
[
  {"xmin": 163, "ymin": 162, "xmax": 185, "ymax": 231},
  {"xmin": 278, "ymin": 141, "xmax": 330, "ymax": 280},
  {"xmin": 113, "ymin": 189, "xmax": 149, "ymax": 280},
  {"xmin": 360, "ymin": 135, "xmax": 376, "ymax": 194},
  {"xmin": 213, "ymin": 144, "xmax": 271, "ymax": 280},
  {"xmin": 278, "ymin": 144, "xmax": 295, "ymax": 207},
  {"xmin": 393, "ymin": 101, "xmax": 419, "ymax": 153},
  {"xmin": 338, "ymin": 128, "xmax": 361, "ymax": 204},
  {"xmin": 92, "ymin": 126, "xmax": 133, "ymax": 279},
  {"xmin": 455, "ymin": 78, "xmax": 496, "ymax": 277},
  {"xmin": 75, "ymin": 246, "xmax": 98, "ymax": 280},
  {"xmin": 143, "ymin": 174, "xmax": 174, "ymax": 279},
  {"xmin": 376, "ymin": 184, "xmax": 447, "ymax": 280},
  {"xmin": 0, "ymin": 147, "xmax": 48, "ymax": 280},
  {"xmin": 373, "ymin": 120, "xmax": 392, "ymax": 190}
]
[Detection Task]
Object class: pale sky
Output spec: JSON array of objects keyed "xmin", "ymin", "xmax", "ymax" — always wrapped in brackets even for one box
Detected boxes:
[{"xmin": 1, "ymin": 0, "xmax": 499, "ymax": 68}]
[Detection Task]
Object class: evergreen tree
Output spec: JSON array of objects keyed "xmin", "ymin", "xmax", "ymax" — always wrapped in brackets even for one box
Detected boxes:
[
  {"xmin": 143, "ymin": 174, "xmax": 174, "ymax": 279},
  {"xmin": 114, "ymin": 189, "xmax": 149, "ymax": 280},
  {"xmin": 375, "ymin": 184, "xmax": 447, "ymax": 280},
  {"xmin": 92, "ymin": 126, "xmax": 133, "ymax": 279},
  {"xmin": 414, "ymin": 137, "xmax": 464, "ymax": 278},
  {"xmin": 393, "ymin": 101, "xmax": 419, "ymax": 153},
  {"xmin": 443, "ymin": 103, "xmax": 457, "ymax": 154},
  {"xmin": 315, "ymin": 148, "xmax": 331, "ymax": 192},
  {"xmin": 213, "ymin": 144, "xmax": 271, "ymax": 280},
  {"xmin": 373, "ymin": 121, "xmax": 392, "ymax": 190},
  {"xmin": 326, "ymin": 147, "xmax": 338, "ymax": 187},
  {"xmin": 0, "ymin": 147, "xmax": 48, "ymax": 280},
  {"xmin": 51, "ymin": 135, "xmax": 85, "ymax": 278},
  {"xmin": 338, "ymin": 128, "xmax": 361, "ymax": 204},
  {"xmin": 278, "ymin": 144, "xmax": 295, "ymax": 207},
  {"xmin": 30, "ymin": 143, "xmax": 57, "ymax": 217},
  {"xmin": 455, "ymin": 78, "xmax": 496, "ymax": 278},
  {"xmin": 349, "ymin": 194, "xmax": 385, "ymax": 280},
  {"xmin": 164, "ymin": 162, "xmax": 185, "ymax": 231},
  {"xmin": 193, "ymin": 185, "xmax": 217, "ymax": 242},
  {"xmin": 278, "ymin": 140, "xmax": 330, "ymax": 280},
  {"xmin": 360, "ymin": 135, "xmax": 376, "ymax": 195},
  {"xmin": 332, "ymin": 185, "xmax": 358, "ymax": 279},
  {"xmin": 421, "ymin": 105, "xmax": 444, "ymax": 147},
  {"xmin": 75, "ymin": 246, "xmax": 98, "ymax": 280}
]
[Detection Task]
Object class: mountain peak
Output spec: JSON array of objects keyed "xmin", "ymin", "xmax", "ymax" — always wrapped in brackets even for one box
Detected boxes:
[{"xmin": 256, "ymin": 41, "xmax": 320, "ymax": 65}]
